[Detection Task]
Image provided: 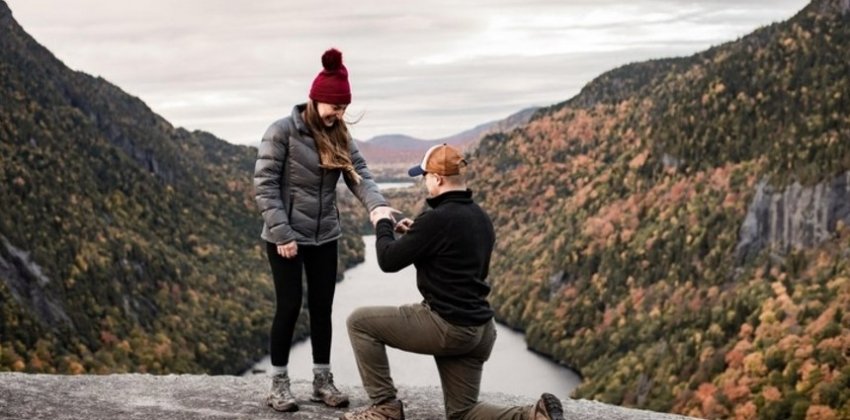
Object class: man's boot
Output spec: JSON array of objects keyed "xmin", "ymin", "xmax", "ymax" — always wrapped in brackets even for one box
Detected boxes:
[
  {"xmin": 340, "ymin": 398, "xmax": 404, "ymax": 420},
  {"xmin": 531, "ymin": 393, "xmax": 564, "ymax": 420}
]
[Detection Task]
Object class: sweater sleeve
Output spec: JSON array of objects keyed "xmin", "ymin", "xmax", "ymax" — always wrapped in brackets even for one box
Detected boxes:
[
  {"xmin": 345, "ymin": 139, "xmax": 389, "ymax": 212},
  {"xmin": 253, "ymin": 121, "xmax": 297, "ymax": 244},
  {"xmin": 374, "ymin": 211, "xmax": 443, "ymax": 273}
]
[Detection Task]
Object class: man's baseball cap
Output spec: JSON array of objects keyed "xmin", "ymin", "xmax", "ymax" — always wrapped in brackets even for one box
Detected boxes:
[{"xmin": 408, "ymin": 143, "xmax": 468, "ymax": 177}]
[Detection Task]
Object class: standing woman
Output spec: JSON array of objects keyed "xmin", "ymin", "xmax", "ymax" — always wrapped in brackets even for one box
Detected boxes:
[{"xmin": 254, "ymin": 48, "xmax": 389, "ymax": 412}]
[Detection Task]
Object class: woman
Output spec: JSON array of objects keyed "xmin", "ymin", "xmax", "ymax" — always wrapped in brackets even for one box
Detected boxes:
[{"xmin": 254, "ymin": 48, "xmax": 390, "ymax": 412}]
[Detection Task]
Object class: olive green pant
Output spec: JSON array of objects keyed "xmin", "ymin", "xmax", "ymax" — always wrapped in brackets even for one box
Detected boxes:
[{"xmin": 346, "ymin": 302, "xmax": 533, "ymax": 420}]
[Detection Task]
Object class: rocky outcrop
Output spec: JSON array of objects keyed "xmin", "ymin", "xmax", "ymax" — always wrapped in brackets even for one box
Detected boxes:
[
  {"xmin": 0, "ymin": 235, "xmax": 73, "ymax": 330},
  {"xmin": 0, "ymin": 373, "xmax": 701, "ymax": 420},
  {"xmin": 736, "ymin": 171, "xmax": 850, "ymax": 262}
]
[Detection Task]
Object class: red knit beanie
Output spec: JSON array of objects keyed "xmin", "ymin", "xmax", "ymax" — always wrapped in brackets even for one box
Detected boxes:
[{"xmin": 309, "ymin": 48, "xmax": 351, "ymax": 105}]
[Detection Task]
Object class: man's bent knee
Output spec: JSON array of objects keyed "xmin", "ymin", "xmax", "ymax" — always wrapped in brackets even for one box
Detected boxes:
[{"xmin": 346, "ymin": 306, "xmax": 373, "ymax": 332}]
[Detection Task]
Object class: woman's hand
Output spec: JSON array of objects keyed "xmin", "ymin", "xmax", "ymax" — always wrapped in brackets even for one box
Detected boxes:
[
  {"xmin": 370, "ymin": 206, "xmax": 401, "ymax": 227},
  {"xmin": 277, "ymin": 241, "xmax": 298, "ymax": 259}
]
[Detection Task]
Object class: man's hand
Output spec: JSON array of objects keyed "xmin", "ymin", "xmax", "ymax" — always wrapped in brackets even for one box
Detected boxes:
[
  {"xmin": 394, "ymin": 218, "xmax": 414, "ymax": 234},
  {"xmin": 370, "ymin": 206, "xmax": 401, "ymax": 227},
  {"xmin": 276, "ymin": 240, "xmax": 298, "ymax": 259}
]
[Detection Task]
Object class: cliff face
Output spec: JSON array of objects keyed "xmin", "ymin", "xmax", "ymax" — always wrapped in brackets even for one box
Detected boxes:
[
  {"xmin": 0, "ymin": 235, "xmax": 72, "ymax": 329},
  {"xmin": 736, "ymin": 171, "xmax": 850, "ymax": 261}
]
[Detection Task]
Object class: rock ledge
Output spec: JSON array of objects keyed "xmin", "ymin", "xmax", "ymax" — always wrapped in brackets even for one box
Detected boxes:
[{"xmin": 0, "ymin": 373, "xmax": 700, "ymax": 419}]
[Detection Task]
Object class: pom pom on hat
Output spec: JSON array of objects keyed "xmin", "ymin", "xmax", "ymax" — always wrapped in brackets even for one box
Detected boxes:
[
  {"xmin": 310, "ymin": 48, "xmax": 351, "ymax": 105},
  {"xmin": 321, "ymin": 48, "xmax": 343, "ymax": 71}
]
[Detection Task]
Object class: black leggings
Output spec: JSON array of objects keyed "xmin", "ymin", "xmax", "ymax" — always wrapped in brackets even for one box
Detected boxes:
[{"xmin": 266, "ymin": 240, "xmax": 338, "ymax": 366}]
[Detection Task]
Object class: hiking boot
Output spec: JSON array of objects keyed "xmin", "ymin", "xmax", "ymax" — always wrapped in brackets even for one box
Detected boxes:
[
  {"xmin": 266, "ymin": 373, "xmax": 298, "ymax": 412},
  {"xmin": 339, "ymin": 399, "xmax": 404, "ymax": 420},
  {"xmin": 312, "ymin": 371, "xmax": 350, "ymax": 408},
  {"xmin": 532, "ymin": 393, "xmax": 564, "ymax": 420}
]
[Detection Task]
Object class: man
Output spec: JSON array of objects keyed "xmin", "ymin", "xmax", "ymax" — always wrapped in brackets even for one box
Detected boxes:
[{"xmin": 340, "ymin": 144, "xmax": 565, "ymax": 420}]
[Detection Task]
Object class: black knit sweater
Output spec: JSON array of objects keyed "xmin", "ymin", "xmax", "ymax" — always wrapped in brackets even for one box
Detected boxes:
[{"xmin": 374, "ymin": 189, "xmax": 495, "ymax": 326}]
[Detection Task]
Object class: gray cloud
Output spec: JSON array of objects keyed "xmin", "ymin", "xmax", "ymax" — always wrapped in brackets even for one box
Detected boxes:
[{"xmin": 7, "ymin": 0, "xmax": 810, "ymax": 145}]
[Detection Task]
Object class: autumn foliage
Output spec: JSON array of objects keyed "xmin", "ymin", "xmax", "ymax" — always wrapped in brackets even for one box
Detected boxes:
[{"xmin": 467, "ymin": 2, "xmax": 850, "ymax": 418}]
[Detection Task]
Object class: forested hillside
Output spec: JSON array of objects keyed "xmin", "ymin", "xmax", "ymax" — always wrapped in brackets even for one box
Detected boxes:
[
  {"xmin": 468, "ymin": 0, "xmax": 850, "ymax": 418},
  {"xmin": 0, "ymin": 1, "xmax": 364, "ymax": 375}
]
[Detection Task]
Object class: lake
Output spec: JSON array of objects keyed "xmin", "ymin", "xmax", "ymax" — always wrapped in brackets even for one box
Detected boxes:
[
  {"xmin": 373, "ymin": 181, "xmax": 415, "ymax": 190},
  {"xmin": 244, "ymin": 235, "xmax": 581, "ymax": 399}
]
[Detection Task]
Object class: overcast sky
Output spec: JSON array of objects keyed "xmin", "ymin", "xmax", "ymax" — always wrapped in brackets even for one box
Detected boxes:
[{"xmin": 8, "ymin": 0, "xmax": 809, "ymax": 146}]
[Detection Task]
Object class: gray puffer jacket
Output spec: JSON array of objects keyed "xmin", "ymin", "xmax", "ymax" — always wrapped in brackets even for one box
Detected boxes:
[{"xmin": 254, "ymin": 104, "xmax": 387, "ymax": 246}]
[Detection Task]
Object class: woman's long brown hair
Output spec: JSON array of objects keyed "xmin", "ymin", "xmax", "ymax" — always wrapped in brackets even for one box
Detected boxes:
[{"xmin": 303, "ymin": 100, "xmax": 362, "ymax": 184}]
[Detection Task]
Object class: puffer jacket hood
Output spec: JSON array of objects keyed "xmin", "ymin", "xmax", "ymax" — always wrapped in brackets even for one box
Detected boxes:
[{"xmin": 254, "ymin": 104, "xmax": 387, "ymax": 245}]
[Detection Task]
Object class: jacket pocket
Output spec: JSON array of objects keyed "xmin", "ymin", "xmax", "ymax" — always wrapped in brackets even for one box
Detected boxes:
[{"xmin": 444, "ymin": 324, "xmax": 481, "ymax": 353}]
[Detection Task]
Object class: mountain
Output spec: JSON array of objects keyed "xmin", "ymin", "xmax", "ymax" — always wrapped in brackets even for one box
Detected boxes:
[
  {"xmin": 355, "ymin": 134, "xmax": 426, "ymax": 163},
  {"xmin": 467, "ymin": 0, "xmax": 850, "ymax": 418},
  {"xmin": 0, "ymin": 1, "xmax": 364, "ymax": 375},
  {"xmin": 354, "ymin": 107, "xmax": 538, "ymax": 180}
]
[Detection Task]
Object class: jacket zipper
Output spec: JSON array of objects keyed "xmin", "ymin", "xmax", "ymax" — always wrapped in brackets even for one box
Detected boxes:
[{"xmin": 288, "ymin": 191, "xmax": 294, "ymax": 221}]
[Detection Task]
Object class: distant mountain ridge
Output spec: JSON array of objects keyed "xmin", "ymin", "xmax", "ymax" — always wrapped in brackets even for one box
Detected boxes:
[
  {"xmin": 354, "ymin": 107, "xmax": 538, "ymax": 177},
  {"xmin": 0, "ymin": 0, "xmax": 364, "ymax": 375}
]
